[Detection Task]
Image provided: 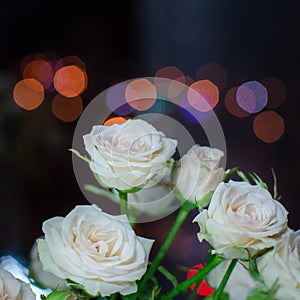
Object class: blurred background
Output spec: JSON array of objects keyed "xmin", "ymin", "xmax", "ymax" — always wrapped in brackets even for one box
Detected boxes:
[{"xmin": 0, "ymin": 0, "xmax": 300, "ymax": 298}]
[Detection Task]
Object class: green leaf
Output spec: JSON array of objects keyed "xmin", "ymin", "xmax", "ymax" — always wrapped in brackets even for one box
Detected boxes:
[
  {"xmin": 223, "ymin": 167, "xmax": 238, "ymax": 182},
  {"xmin": 196, "ymin": 191, "xmax": 214, "ymax": 209},
  {"xmin": 249, "ymin": 173, "xmax": 268, "ymax": 190},
  {"xmin": 271, "ymin": 167, "xmax": 280, "ymax": 200},
  {"xmin": 66, "ymin": 280, "xmax": 83, "ymax": 290},
  {"xmin": 237, "ymin": 170, "xmax": 250, "ymax": 182},
  {"xmin": 65, "ymin": 279, "xmax": 92, "ymax": 299},
  {"xmin": 122, "ymin": 278, "xmax": 160, "ymax": 300},
  {"xmin": 44, "ymin": 291, "xmax": 74, "ymax": 300},
  {"xmin": 157, "ymin": 265, "xmax": 178, "ymax": 288},
  {"xmin": 69, "ymin": 149, "xmax": 90, "ymax": 163},
  {"xmin": 148, "ymin": 285, "xmax": 161, "ymax": 300},
  {"xmin": 84, "ymin": 184, "xmax": 119, "ymax": 202},
  {"xmin": 247, "ymin": 280, "xmax": 278, "ymax": 300}
]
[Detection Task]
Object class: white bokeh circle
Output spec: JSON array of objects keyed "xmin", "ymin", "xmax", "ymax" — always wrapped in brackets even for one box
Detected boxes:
[{"xmin": 72, "ymin": 77, "xmax": 227, "ymax": 223}]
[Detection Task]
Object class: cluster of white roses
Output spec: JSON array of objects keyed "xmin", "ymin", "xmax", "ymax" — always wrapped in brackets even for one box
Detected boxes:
[
  {"xmin": 1, "ymin": 118, "xmax": 299, "ymax": 300},
  {"xmin": 196, "ymin": 181, "xmax": 300, "ymax": 300}
]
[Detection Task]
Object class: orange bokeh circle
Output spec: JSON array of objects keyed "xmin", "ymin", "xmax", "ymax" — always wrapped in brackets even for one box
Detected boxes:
[
  {"xmin": 13, "ymin": 78, "xmax": 44, "ymax": 110},
  {"xmin": 54, "ymin": 65, "xmax": 87, "ymax": 98},
  {"xmin": 253, "ymin": 111, "xmax": 285, "ymax": 143},
  {"xmin": 187, "ymin": 80, "xmax": 219, "ymax": 112},
  {"xmin": 52, "ymin": 94, "xmax": 83, "ymax": 122}
]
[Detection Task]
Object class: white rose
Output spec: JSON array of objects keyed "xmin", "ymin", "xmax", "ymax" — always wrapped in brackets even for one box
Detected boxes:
[
  {"xmin": 194, "ymin": 181, "xmax": 288, "ymax": 260},
  {"xmin": 83, "ymin": 119, "xmax": 177, "ymax": 191},
  {"xmin": 126, "ymin": 184, "xmax": 177, "ymax": 218},
  {"xmin": 208, "ymin": 260, "xmax": 259, "ymax": 300},
  {"xmin": 30, "ymin": 241, "xmax": 66, "ymax": 290},
  {"xmin": 0, "ymin": 269, "xmax": 35, "ymax": 300},
  {"xmin": 0, "ymin": 255, "xmax": 51, "ymax": 300},
  {"xmin": 111, "ymin": 164, "xmax": 178, "ymax": 219},
  {"xmin": 257, "ymin": 229, "xmax": 300, "ymax": 300},
  {"xmin": 173, "ymin": 145, "xmax": 224, "ymax": 203},
  {"xmin": 37, "ymin": 205, "xmax": 154, "ymax": 297}
]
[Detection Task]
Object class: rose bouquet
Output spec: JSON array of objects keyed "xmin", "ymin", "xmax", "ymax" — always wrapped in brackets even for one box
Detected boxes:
[{"xmin": 1, "ymin": 114, "xmax": 299, "ymax": 300}]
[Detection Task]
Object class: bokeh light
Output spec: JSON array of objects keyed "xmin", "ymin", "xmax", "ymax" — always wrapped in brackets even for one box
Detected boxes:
[
  {"xmin": 13, "ymin": 78, "xmax": 44, "ymax": 110},
  {"xmin": 178, "ymin": 75, "xmax": 194, "ymax": 86},
  {"xmin": 180, "ymin": 95, "xmax": 212, "ymax": 123},
  {"xmin": 103, "ymin": 116, "xmax": 127, "ymax": 126},
  {"xmin": 155, "ymin": 66, "xmax": 185, "ymax": 100},
  {"xmin": 196, "ymin": 63, "xmax": 228, "ymax": 91},
  {"xmin": 22, "ymin": 59, "xmax": 54, "ymax": 89},
  {"xmin": 51, "ymin": 94, "xmax": 83, "ymax": 122},
  {"xmin": 54, "ymin": 65, "xmax": 87, "ymax": 98},
  {"xmin": 236, "ymin": 81, "xmax": 268, "ymax": 113},
  {"xmin": 261, "ymin": 77, "xmax": 287, "ymax": 109},
  {"xmin": 125, "ymin": 78, "xmax": 157, "ymax": 111},
  {"xmin": 155, "ymin": 65, "xmax": 184, "ymax": 80},
  {"xmin": 167, "ymin": 76, "xmax": 186, "ymax": 99},
  {"xmin": 55, "ymin": 55, "xmax": 86, "ymax": 71},
  {"xmin": 253, "ymin": 111, "xmax": 285, "ymax": 143},
  {"xmin": 225, "ymin": 87, "xmax": 250, "ymax": 118},
  {"xmin": 20, "ymin": 53, "xmax": 47, "ymax": 73},
  {"xmin": 166, "ymin": 76, "xmax": 194, "ymax": 99},
  {"xmin": 106, "ymin": 83, "xmax": 134, "ymax": 116},
  {"xmin": 187, "ymin": 80, "xmax": 219, "ymax": 112}
]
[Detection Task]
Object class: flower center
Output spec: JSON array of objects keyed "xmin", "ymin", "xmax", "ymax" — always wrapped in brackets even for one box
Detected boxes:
[
  {"xmin": 93, "ymin": 240, "xmax": 109, "ymax": 255},
  {"xmin": 236, "ymin": 203, "xmax": 262, "ymax": 221}
]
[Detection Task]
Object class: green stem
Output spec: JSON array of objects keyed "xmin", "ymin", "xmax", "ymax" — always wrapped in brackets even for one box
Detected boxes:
[
  {"xmin": 119, "ymin": 191, "xmax": 128, "ymax": 215},
  {"xmin": 138, "ymin": 202, "xmax": 195, "ymax": 294},
  {"xmin": 162, "ymin": 256, "xmax": 224, "ymax": 299},
  {"xmin": 213, "ymin": 259, "xmax": 238, "ymax": 300},
  {"xmin": 187, "ymin": 280, "xmax": 201, "ymax": 300}
]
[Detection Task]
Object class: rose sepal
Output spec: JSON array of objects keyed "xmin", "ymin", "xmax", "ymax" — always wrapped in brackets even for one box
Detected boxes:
[
  {"xmin": 65, "ymin": 279, "xmax": 98, "ymax": 299},
  {"xmin": 84, "ymin": 184, "xmax": 119, "ymax": 201},
  {"xmin": 44, "ymin": 290, "xmax": 76, "ymax": 300},
  {"xmin": 173, "ymin": 187, "xmax": 197, "ymax": 208},
  {"xmin": 222, "ymin": 167, "xmax": 238, "ymax": 182},
  {"xmin": 246, "ymin": 280, "xmax": 279, "ymax": 300},
  {"xmin": 93, "ymin": 173, "xmax": 112, "ymax": 189},
  {"xmin": 69, "ymin": 148, "xmax": 90, "ymax": 163},
  {"xmin": 117, "ymin": 186, "xmax": 142, "ymax": 194},
  {"xmin": 196, "ymin": 191, "xmax": 214, "ymax": 209}
]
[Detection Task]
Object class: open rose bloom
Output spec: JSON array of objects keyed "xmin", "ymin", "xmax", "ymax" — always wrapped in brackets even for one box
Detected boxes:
[
  {"xmin": 257, "ymin": 229, "xmax": 300, "ymax": 300},
  {"xmin": 83, "ymin": 119, "xmax": 177, "ymax": 191},
  {"xmin": 38, "ymin": 205, "xmax": 154, "ymax": 297},
  {"xmin": 0, "ymin": 269, "xmax": 35, "ymax": 300},
  {"xmin": 194, "ymin": 181, "xmax": 288, "ymax": 260}
]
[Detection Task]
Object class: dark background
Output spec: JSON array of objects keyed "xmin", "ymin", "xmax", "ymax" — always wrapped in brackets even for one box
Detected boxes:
[{"xmin": 0, "ymin": 0, "xmax": 300, "ymax": 298}]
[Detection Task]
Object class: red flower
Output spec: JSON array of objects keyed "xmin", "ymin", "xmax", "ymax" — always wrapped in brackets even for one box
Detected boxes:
[{"xmin": 186, "ymin": 263, "xmax": 214, "ymax": 296}]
